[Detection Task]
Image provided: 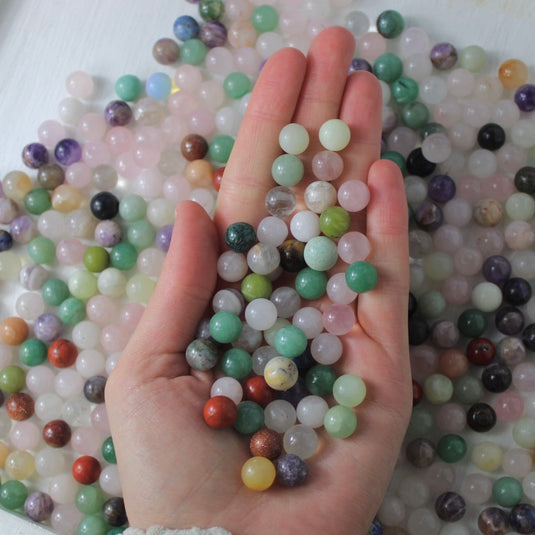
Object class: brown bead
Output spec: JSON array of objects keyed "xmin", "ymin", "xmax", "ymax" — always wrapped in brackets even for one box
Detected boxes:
[
  {"xmin": 37, "ymin": 163, "xmax": 65, "ymax": 189},
  {"xmin": 473, "ymin": 198, "xmax": 504, "ymax": 227},
  {"xmin": 48, "ymin": 339, "xmax": 78, "ymax": 368},
  {"xmin": 438, "ymin": 349, "xmax": 469, "ymax": 379},
  {"xmin": 181, "ymin": 134, "xmax": 209, "ymax": 161},
  {"xmin": 249, "ymin": 428, "xmax": 283, "ymax": 460},
  {"xmin": 5, "ymin": 393, "xmax": 35, "ymax": 421},
  {"xmin": 0, "ymin": 316, "xmax": 29, "ymax": 345},
  {"xmin": 43, "ymin": 419, "xmax": 72, "ymax": 448},
  {"xmin": 185, "ymin": 159, "xmax": 213, "ymax": 188},
  {"xmin": 152, "ymin": 38, "xmax": 181, "ymax": 65},
  {"xmin": 278, "ymin": 239, "xmax": 306, "ymax": 272}
]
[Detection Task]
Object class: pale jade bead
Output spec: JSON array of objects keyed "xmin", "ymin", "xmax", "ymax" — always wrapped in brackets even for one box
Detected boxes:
[
  {"xmin": 318, "ymin": 119, "xmax": 351, "ymax": 151},
  {"xmin": 279, "ymin": 123, "xmax": 309, "ymax": 154}
]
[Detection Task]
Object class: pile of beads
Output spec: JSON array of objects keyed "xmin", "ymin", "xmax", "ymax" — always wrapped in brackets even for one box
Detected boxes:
[{"xmin": 192, "ymin": 119, "xmax": 371, "ymax": 490}]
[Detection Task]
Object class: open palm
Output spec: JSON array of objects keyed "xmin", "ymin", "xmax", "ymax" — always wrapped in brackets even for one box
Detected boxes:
[{"xmin": 106, "ymin": 27, "xmax": 411, "ymax": 535}]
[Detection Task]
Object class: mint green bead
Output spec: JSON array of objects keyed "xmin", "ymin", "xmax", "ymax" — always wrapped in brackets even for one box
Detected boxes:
[
  {"xmin": 401, "ymin": 102, "xmax": 430, "ymax": 129},
  {"xmin": 76, "ymin": 485, "xmax": 105, "ymax": 515},
  {"xmin": 278, "ymin": 123, "xmax": 309, "ymax": 155},
  {"xmin": 318, "ymin": 119, "xmax": 351, "ymax": 151},
  {"xmin": 77, "ymin": 514, "xmax": 108, "ymax": 535},
  {"xmin": 274, "ymin": 325, "xmax": 307, "ymax": 358},
  {"xmin": 437, "ymin": 434, "xmax": 467, "ymax": 463},
  {"xmin": 424, "ymin": 373, "xmax": 453, "ymax": 405},
  {"xmin": 127, "ymin": 220, "xmax": 156, "ymax": 249},
  {"xmin": 0, "ymin": 365, "xmax": 26, "ymax": 393},
  {"xmin": 83, "ymin": 246, "xmax": 110, "ymax": 273},
  {"xmin": 27, "ymin": 236, "xmax": 56, "ymax": 264},
  {"xmin": 223, "ymin": 72, "xmax": 251, "ymax": 99},
  {"xmin": 68, "ymin": 270, "xmax": 98, "ymax": 300},
  {"xmin": 110, "ymin": 242, "xmax": 138, "ymax": 270},
  {"xmin": 319, "ymin": 206, "xmax": 350, "ymax": 239},
  {"xmin": 459, "ymin": 45, "xmax": 487, "ymax": 73},
  {"xmin": 119, "ymin": 194, "xmax": 146, "ymax": 221},
  {"xmin": 115, "ymin": 74, "xmax": 142, "ymax": 101},
  {"xmin": 422, "ymin": 251, "xmax": 454, "ymax": 281},
  {"xmin": 42, "ymin": 278, "xmax": 70, "ymax": 306},
  {"xmin": 107, "ymin": 529, "xmax": 125, "ymax": 535},
  {"xmin": 492, "ymin": 476, "xmax": 523, "ymax": 507},
  {"xmin": 241, "ymin": 273, "xmax": 272, "ymax": 302},
  {"xmin": 381, "ymin": 151, "xmax": 406, "ymax": 175},
  {"xmin": 19, "ymin": 338, "xmax": 47, "ymax": 366},
  {"xmin": 512, "ymin": 416, "xmax": 535, "ymax": 448},
  {"xmin": 333, "ymin": 374, "xmax": 366, "ymax": 407},
  {"xmin": 199, "ymin": 0, "xmax": 224, "ymax": 21},
  {"xmin": 305, "ymin": 364, "xmax": 336, "ymax": 396},
  {"xmin": 24, "ymin": 188, "xmax": 52, "ymax": 215},
  {"xmin": 125, "ymin": 273, "xmax": 156, "ymax": 303},
  {"xmin": 209, "ymin": 135, "xmax": 235, "ymax": 164},
  {"xmin": 345, "ymin": 261, "xmax": 378, "ymax": 293},
  {"xmin": 210, "ymin": 311, "xmax": 242, "ymax": 344},
  {"xmin": 418, "ymin": 290, "xmax": 446, "ymax": 318},
  {"xmin": 271, "ymin": 154, "xmax": 304, "ymax": 187},
  {"xmin": 454, "ymin": 375, "xmax": 484, "ymax": 405},
  {"xmin": 373, "ymin": 53, "xmax": 403, "ymax": 83},
  {"xmin": 324, "ymin": 405, "xmax": 357, "ymax": 438},
  {"xmin": 407, "ymin": 406, "xmax": 435, "ymax": 437},
  {"xmin": 251, "ymin": 4, "xmax": 279, "ymax": 32},
  {"xmin": 102, "ymin": 436, "xmax": 117, "ymax": 464},
  {"xmin": 457, "ymin": 308, "xmax": 487, "ymax": 338},
  {"xmin": 180, "ymin": 39, "xmax": 208, "ymax": 65},
  {"xmin": 304, "ymin": 236, "xmax": 338, "ymax": 271},
  {"xmin": 0, "ymin": 480, "xmax": 28, "ymax": 510},
  {"xmin": 391, "ymin": 76, "xmax": 419, "ymax": 104},
  {"xmin": 505, "ymin": 192, "xmax": 535, "ymax": 221},
  {"xmin": 420, "ymin": 122, "xmax": 447, "ymax": 140},
  {"xmin": 264, "ymin": 318, "xmax": 290, "ymax": 346},
  {"xmin": 294, "ymin": 267, "xmax": 327, "ymax": 300},
  {"xmin": 376, "ymin": 10, "xmax": 405, "ymax": 38},
  {"xmin": 58, "ymin": 297, "xmax": 86, "ymax": 325},
  {"xmin": 221, "ymin": 348, "xmax": 252, "ymax": 379}
]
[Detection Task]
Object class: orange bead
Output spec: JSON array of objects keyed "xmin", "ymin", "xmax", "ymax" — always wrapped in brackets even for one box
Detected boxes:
[
  {"xmin": 498, "ymin": 59, "xmax": 528, "ymax": 90},
  {"xmin": 72, "ymin": 455, "xmax": 101, "ymax": 484},
  {"xmin": 438, "ymin": 348, "xmax": 469, "ymax": 379},
  {"xmin": 203, "ymin": 396, "xmax": 238, "ymax": 429},
  {"xmin": 185, "ymin": 159, "xmax": 214, "ymax": 188},
  {"xmin": 0, "ymin": 316, "xmax": 29, "ymax": 345},
  {"xmin": 48, "ymin": 339, "xmax": 78, "ymax": 368}
]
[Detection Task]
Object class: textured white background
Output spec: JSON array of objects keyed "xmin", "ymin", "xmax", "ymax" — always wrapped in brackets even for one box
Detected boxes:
[{"xmin": 0, "ymin": 0, "xmax": 534, "ymax": 533}]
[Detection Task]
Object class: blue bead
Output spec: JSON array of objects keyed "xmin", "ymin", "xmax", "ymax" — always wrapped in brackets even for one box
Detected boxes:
[
  {"xmin": 145, "ymin": 72, "xmax": 172, "ymax": 100},
  {"xmin": 173, "ymin": 15, "xmax": 200, "ymax": 41},
  {"xmin": 0, "ymin": 230, "xmax": 13, "ymax": 252}
]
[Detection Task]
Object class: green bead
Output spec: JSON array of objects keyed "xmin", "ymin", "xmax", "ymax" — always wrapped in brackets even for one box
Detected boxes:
[
  {"xmin": 83, "ymin": 246, "xmax": 110, "ymax": 273},
  {"xmin": 332, "ymin": 374, "xmax": 366, "ymax": 407},
  {"xmin": 76, "ymin": 485, "xmax": 105, "ymax": 514},
  {"xmin": 457, "ymin": 308, "xmax": 487, "ymax": 337},
  {"xmin": 422, "ymin": 251, "xmax": 454, "ymax": 281},
  {"xmin": 453, "ymin": 375, "xmax": 484, "ymax": 405},
  {"xmin": 505, "ymin": 192, "xmax": 535, "ymax": 221},
  {"xmin": 294, "ymin": 267, "xmax": 327, "ymax": 300},
  {"xmin": 24, "ymin": 188, "xmax": 52, "ymax": 215},
  {"xmin": 19, "ymin": 338, "xmax": 48, "ymax": 366},
  {"xmin": 225, "ymin": 222, "xmax": 257, "ymax": 253},
  {"xmin": 68, "ymin": 270, "xmax": 98, "ymax": 300},
  {"xmin": 251, "ymin": 4, "xmax": 279, "ymax": 32},
  {"xmin": 110, "ymin": 242, "xmax": 138, "ymax": 271},
  {"xmin": 209, "ymin": 311, "xmax": 242, "ymax": 343},
  {"xmin": 459, "ymin": 44, "xmax": 487, "ymax": 73},
  {"xmin": 492, "ymin": 476, "xmax": 523, "ymax": 507},
  {"xmin": 58, "ymin": 297, "xmax": 86, "ymax": 325},
  {"xmin": 373, "ymin": 53, "xmax": 403, "ymax": 83},
  {"xmin": 381, "ymin": 151, "xmax": 406, "ymax": 175},
  {"xmin": 437, "ymin": 434, "xmax": 467, "ymax": 463},
  {"xmin": 345, "ymin": 261, "xmax": 378, "ymax": 293},
  {"xmin": 198, "ymin": 0, "xmax": 224, "ymax": 21},
  {"xmin": 27, "ymin": 236, "xmax": 56, "ymax": 264},
  {"xmin": 271, "ymin": 154, "xmax": 304, "ymax": 187},
  {"xmin": 208, "ymin": 135, "xmax": 235, "ymax": 164},
  {"xmin": 0, "ymin": 365, "xmax": 26, "ymax": 393},
  {"xmin": 241, "ymin": 273, "xmax": 272, "ymax": 302},
  {"xmin": 319, "ymin": 206, "xmax": 350, "ymax": 239},
  {"xmin": 107, "ymin": 529, "xmax": 125, "ymax": 535},
  {"xmin": 420, "ymin": 122, "xmax": 447, "ymax": 140},
  {"xmin": 125, "ymin": 273, "xmax": 156, "ymax": 303},
  {"xmin": 223, "ymin": 72, "xmax": 251, "ymax": 99},
  {"xmin": 401, "ymin": 102, "xmax": 430, "ymax": 129},
  {"xmin": 233, "ymin": 401, "xmax": 264, "ymax": 434},
  {"xmin": 221, "ymin": 348, "xmax": 252, "ymax": 379},
  {"xmin": 264, "ymin": 318, "xmax": 290, "ymax": 346},
  {"xmin": 512, "ymin": 416, "xmax": 535, "ymax": 449},
  {"xmin": 305, "ymin": 364, "xmax": 336, "ymax": 396},
  {"xmin": 274, "ymin": 325, "xmax": 307, "ymax": 358},
  {"xmin": 0, "ymin": 480, "xmax": 28, "ymax": 510},
  {"xmin": 77, "ymin": 514, "xmax": 108, "ymax": 535},
  {"xmin": 127, "ymin": 220, "xmax": 156, "ymax": 249},
  {"xmin": 180, "ymin": 38, "xmax": 207, "ymax": 65},
  {"xmin": 102, "ymin": 436, "xmax": 117, "ymax": 464},
  {"xmin": 115, "ymin": 74, "xmax": 142, "ymax": 101},
  {"xmin": 376, "ymin": 9, "xmax": 405, "ymax": 38},
  {"xmin": 324, "ymin": 405, "xmax": 357, "ymax": 438},
  {"xmin": 424, "ymin": 373, "xmax": 453, "ymax": 405},
  {"xmin": 391, "ymin": 76, "xmax": 419, "ymax": 104},
  {"xmin": 407, "ymin": 406, "xmax": 435, "ymax": 437},
  {"xmin": 418, "ymin": 290, "xmax": 446, "ymax": 318},
  {"xmin": 41, "ymin": 278, "xmax": 70, "ymax": 306},
  {"xmin": 318, "ymin": 119, "xmax": 351, "ymax": 151},
  {"xmin": 119, "ymin": 194, "xmax": 146, "ymax": 221},
  {"xmin": 303, "ymin": 236, "xmax": 338, "ymax": 271}
]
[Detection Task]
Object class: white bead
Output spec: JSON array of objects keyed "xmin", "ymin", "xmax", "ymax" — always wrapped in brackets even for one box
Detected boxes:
[
  {"xmin": 210, "ymin": 377, "xmax": 243, "ymax": 405},
  {"xmin": 217, "ymin": 251, "xmax": 248, "ymax": 282},
  {"xmin": 290, "ymin": 210, "xmax": 320, "ymax": 242},
  {"xmin": 296, "ymin": 395, "xmax": 329, "ymax": 428},
  {"xmin": 304, "ymin": 181, "xmax": 337, "ymax": 213},
  {"xmin": 212, "ymin": 288, "xmax": 244, "ymax": 315},
  {"xmin": 292, "ymin": 306, "xmax": 323, "ymax": 338},
  {"xmin": 72, "ymin": 320, "xmax": 101, "ymax": 349},
  {"xmin": 245, "ymin": 298, "xmax": 278, "ymax": 330},
  {"xmin": 256, "ymin": 216, "xmax": 288, "ymax": 246},
  {"xmin": 147, "ymin": 198, "xmax": 175, "ymax": 227},
  {"xmin": 55, "ymin": 369, "xmax": 84, "ymax": 398},
  {"xmin": 310, "ymin": 332, "xmax": 343, "ymax": 364},
  {"xmin": 97, "ymin": 268, "xmax": 127, "ymax": 297},
  {"xmin": 471, "ymin": 281, "xmax": 503, "ymax": 312},
  {"xmin": 247, "ymin": 242, "xmax": 280, "ymax": 275},
  {"xmin": 76, "ymin": 349, "xmax": 106, "ymax": 378},
  {"xmin": 264, "ymin": 399, "xmax": 296, "ymax": 433},
  {"xmin": 38, "ymin": 210, "xmax": 67, "ymax": 241},
  {"xmin": 420, "ymin": 76, "xmax": 448, "ymax": 105}
]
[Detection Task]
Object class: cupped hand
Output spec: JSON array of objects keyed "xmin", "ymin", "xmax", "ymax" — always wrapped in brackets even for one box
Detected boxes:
[{"xmin": 106, "ymin": 26, "xmax": 411, "ymax": 535}]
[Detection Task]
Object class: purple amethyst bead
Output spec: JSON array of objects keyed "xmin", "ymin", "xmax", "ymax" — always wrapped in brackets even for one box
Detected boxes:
[
  {"xmin": 427, "ymin": 174, "xmax": 456, "ymax": 203},
  {"xmin": 349, "ymin": 57, "xmax": 373, "ymax": 73},
  {"xmin": 54, "ymin": 138, "xmax": 82, "ymax": 165},
  {"xmin": 34, "ymin": 313, "xmax": 63, "ymax": 342},
  {"xmin": 0, "ymin": 230, "xmax": 13, "ymax": 252},
  {"xmin": 19, "ymin": 263, "xmax": 49, "ymax": 290},
  {"xmin": 156, "ymin": 224, "xmax": 173, "ymax": 252},
  {"xmin": 199, "ymin": 21, "xmax": 227, "ymax": 48},
  {"xmin": 94, "ymin": 220, "xmax": 123, "ymax": 247},
  {"xmin": 104, "ymin": 100, "xmax": 133, "ymax": 127},
  {"xmin": 10, "ymin": 215, "xmax": 37, "ymax": 243},
  {"xmin": 435, "ymin": 491, "xmax": 466, "ymax": 522},
  {"xmin": 514, "ymin": 84, "xmax": 535, "ymax": 112},
  {"xmin": 276, "ymin": 454, "xmax": 308, "ymax": 487},
  {"xmin": 24, "ymin": 492, "xmax": 54, "ymax": 522},
  {"xmin": 414, "ymin": 200, "xmax": 443, "ymax": 231},
  {"xmin": 482, "ymin": 255, "xmax": 511, "ymax": 285},
  {"xmin": 430, "ymin": 43, "xmax": 458, "ymax": 70},
  {"xmin": 22, "ymin": 143, "xmax": 49, "ymax": 169}
]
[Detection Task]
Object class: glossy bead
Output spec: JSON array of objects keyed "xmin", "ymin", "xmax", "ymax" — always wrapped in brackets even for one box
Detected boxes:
[
  {"xmin": 435, "ymin": 491, "xmax": 466, "ymax": 522},
  {"xmin": 509, "ymin": 504, "xmax": 535, "ymax": 534},
  {"xmin": 6, "ymin": 392, "xmax": 34, "ymax": 420},
  {"xmin": 221, "ymin": 347, "xmax": 252, "ymax": 379},
  {"xmin": 185, "ymin": 338, "xmax": 219, "ymax": 371},
  {"xmin": 0, "ymin": 365, "xmax": 25, "ymax": 393},
  {"xmin": 47, "ymin": 339, "xmax": 78, "ymax": 368},
  {"xmin": 233, "ymin": 400, "xmax": 264, "ymax": 434},
  {"xmin": 467, "ymin": 402, "xmax": 496, "ymax": 432},
  {"xmin": 203, "ymin": 396, "xmax": 238, "ymax": 429},
  {"xmin": 332, "ymin": 374, "xmax": 366, "ymax": 408},
  {"xmin": 0, "ymin": 480, "xmax": 28, "ymax": 510},
  {"xmin": 437, "ymin": 434, "xmax": 466, "ymax": 463},
  {"xmin": 492, "ymin": 476, "xmax": 523, "ymax": 508},
  {"xmin": 303, "ymin": 236, "xmax": 338, "ymax": 271},
  {"xmin": 275, "ymin": 453, "xmax": 308, "ymax": 487},
  {"xmin": 430, "ymin": 42, "xmax": 457, "ymax": 70},
  {"xmin": 90, "ymin": 191, "xmax": 119, "ymax": 220},
  {"xmin": 264, "ymin": 356, "xmax": 298, "ymax": 391},
  {"xmin": 305, "ymin": 364, "xmax": 336, "ymax": 397},
  {"xmin": 0, "ymin": 316, "xmax": 29, "ymax": 346},
  {"xmin": 241, "ymin": 457, "xmax": 276, "ymax": 491},
  {"xmin": 482, "ymin": 363, "xmax": 512, "ymax": 393},
  {"xmin": 471, "ymin": 441, "xmax": 503, "ymax": 471},
  {"xmin": 458, "ymin": 309, "xmax": 487, "ymax": 338},
  {"xmin": 512, "ymin": 417, "xmax": 535, "ymax": 448},
  {"xmin": 72, "ymin": 455, "xmax": 101, "ymax": 485},
  {"xmin": 318, "ymin": 119, "xmax": 351, "ymax": 151},
  {"xmin": 515, "ymin": 84, "xmax": 535, "ymax": 112},
  {"xmin": 249, "ymin": 428, "xmax": 282, "ymax": 460},
  {"xmin": 376, "ymin": 9, "xmax": 404, "ymax": 38}
]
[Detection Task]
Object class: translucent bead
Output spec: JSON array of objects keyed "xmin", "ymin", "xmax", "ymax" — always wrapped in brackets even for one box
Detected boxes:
[
  {"xmin": 326, "ymin": 272, "xmax": 357, "ymax": 305},
  {"xmin": 279, "ymin": 123, "xmax": 309, "ymax": 155},
  {"xmin": 493, "ymin": 99, "xmax": 521, "ymax": 128},
  {"xmin": 377, "ymin": 495, "xmax": 406, "ymax": 526},
  {"xmin": 403, "ymin": 53, "xmax": 432, "ymax": 82},
  {"xmin": 505, "ymin": 192, "xmax": 535, "ymax": 221},
  {"xmin": 337, "ymin": 180, "xmax": 370, "ymax": 212},
  {"xmin": 296, "ymin": 395, "xmax": 328, "ymax": 428},
  {"xmin": 51, "ymin": 504, "xmax": 83, "ymax": 535},
  {"xmin": 292, "ymin": 307, "xmax": 323, "ymax": 339},
  {"xmin": 34, "ymin": 447, "xmax": 67, "ymax": 477},
  {"xmin": 55, "ymin": 369, "xmax": 84, "ymax": 399},
  {"xmin": 256, "ymin": 31, "xmax": 285, "ymax": 60},
  {"xmin": 505, "ymin": 221, "xmax": 535, "ymax": 250},
  {"xmin": 398, "ymin": 27, "xmax": 431, "ymax": 57},
  {"xmin": 304, "ymin": 181, "xmax": 337, "ymax": 213},
  {"xmin": 510, "ymin": 250, "xmax": 535, "ymax": 280},
  {"xmin": 502, "ymin": 448, "xmax": 533, "ymax": 478},
  {"xmin": 512, "ymin": 416, "xmax": 535, "ymax": 449},
  {"xmin": 345, "ymin": 10, "xmax": 370, "ymax": 37},
  {"xmin": 241, "ymin": 456, "xmax": 275, "ymax": 491},
  {"xmin": 265, "ymin": 186, "xmax": 296, "ymax": 217},
  {"xmin": 446, "ymin": 68, "xmax": 475, "ymax": 97},
  {"xmin": 247, "ymin": 243, "xmax": 280, "ymax": 275},
  {"xmin": 217, "ymin": 251, "xmax": 248, "ymax": 282},
  {"xmin": 210, "ymin": 377, "xmax": 243, "ymax": 405},
  {"xmin": 421, "ymin": 133, "xmax": 451, "ymax": 163},
  {"xmin": 66, "ymin": 71, "xmax": 94, "ymax": 99},
  {"xmin": 322, "ymin": 303, "xmax": 355, "ymax": 335},
  {"xmin": 37, "ymin": 210, "xmax": 67, "ymax": 241},
  {"xmin": 264, "ymin": 399, "xmax": 296, "ymax": 433},
  {"xmin": 58, "ymin": 97, "xmax": 85, "ymax": 125},
  {"xmin": 10, "ymin": 422, "xmax": 41, "ymax": 451},
  {"xmin": 283, "ymin": 424, "xmax": 318, "ymax": 459},
  {"xmin": 319, "ymin": 119, "xmax": 351, "ymax": 151},
  {"xmin": 75, "ymin": 349, "xmax": 106, "ymax": 379},
  {"xmin": 290, "ymin": 211, "xmax": 320, "ymax": 242},
  {"xmin": 471, "ymin": 441, "xmax": 503, "ymax": 471},
  {"xmin": 471, "ymin": 281, "xmax": 502, "ymax": 312},
  {"xmin": 423, "ymin": 251, "xmax": 454, "ymax": 281},
  {"xmin": 15, "ymin": 292, "xmax": 45, "ymax": 321},
  {"xmin": 358, "ymin": 32, "xmax": 386, "ymax": 62},
  {"xmin": 35, "ymin": 393, "xmax": 63, "ymax": 421},
  {"xmin": 460, "ymin": 473, "xmax": 492, "ymax": 504},
  {"xmin": 245, "ymin": 298, "xmax": 277, "ymax": 330}
]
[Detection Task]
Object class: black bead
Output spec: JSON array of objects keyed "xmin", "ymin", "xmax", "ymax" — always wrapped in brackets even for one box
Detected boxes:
[
  {"xmin": 466, "ymin": 402, "xmax": 496, "ymax": 432},
  {"xmin": 408, "ymin": 292, "xmax": 418, "ymax": 317},
  {"xmin": 90, "ymin": 191, "xmax": 119, "ymax": 220},
  {"xmin": 495, "ymin": 305, "xmax": 524, "ymax": 336},
  {"xmin": 83, "ymin": 376, "xmax": 107, "ymax": 404},
  {"xmin": 0, "ymin": 230, "xmax": 13, "ymax": 252},
  {"xmin": 481, "ymin": 362, "xmax": 512, "ymax": 393},
  {"xmin": 503, "ymin": 277, "xmax": 532, "ymax": 306},
  {"xmin": 409, "ymin": 317, "xmax": 429, "ymax": 345},
  {"xmin": 514, "ymin": 166, "xmax": 535, "ymax": 195},
  {"xmin": 522, "ymin": 323, "xmax": 535, "ymax": 351},
  {"xmin": 225, "ymin": 222, "xmax": 257, "ymax": 253},
  {"xmin": 406, "ymin": 148, "xmax": 437, "ymax": 177},
  {"xmin": 477, "ymin": 123, "xmax": 506, "ymax": 151},
  {"xmin": 102, "ymin": 496, "xmax": 127, "ymax": 526}
]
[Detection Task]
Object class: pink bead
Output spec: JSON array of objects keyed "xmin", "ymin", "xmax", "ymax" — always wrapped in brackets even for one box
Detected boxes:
[
  {"xmin": 233, "ymin": 47, "xmax": 262, "ymax": 76},
  {"xmin": 205, "ymin": 47, "xmax": 235, "ymax": 77},
  {"xmin": 441, "ymin": 275, "xmax": 472, "ymax": 305},
  {"xmin": 337, "ymin": 231, "xmax": 371, "ymax": 263},
  {"xmin": 425, "ymin": 461, "xmax": 455, "ymax": 494},
  {"xmin": 91, "ymin": 404, "xmax": 110, "ymax": 434},
  {"xmin": 99, "ymin": 465, "xmax": 122, "ymax": 495},
  {"xmin": 337, "ymin": 180, "xmax": 370, "ymax": 212},
  {"xmin": 101, "ymin": 323, "xmax": 130, "ymax": 353},
  {"xmin": 513, "ymin": 362, "xmax": 535, "ymax": 392},
  {"xmin": 482, "ymin": 173, "xmax": 515, "ymax": 202},
  {"xmin": 71, "ymin": 425, "xmax": 101, "ymax": 455},
  {"xmin": 505, "ymin": 221, "xmax": 535, "ymax": 250},
  {"xmin": 65, "ymin": 162, "xmax": 92, "ymax": 189},
  {"xmin": 435, "ymin": 402, "xmax": 466, "ymax": 433},
  {"xmin": 38, "ymin": 120, "xmax": 66, "ymax": 148},
  {"xmin": 56, "ymin": 238, "xmax": 87, "ymax": 266},
  {"xmin": 279, "ymin": 7, "xmax": 307, "ymax": 36},
  {"xmin": 460, "ymin": 473, "xmax": 492, "ymax": 504},
  {"xmin": 311, "ymin": 150, "xmax": 344, "ymax": 181},
  {"xmin": 163, "ymin": 175, "xmax": 192, "ymax": 203},
  {"xmin": 51, "ymin": 504, "xmax": 83, "ymax": 535},
  {"xmin": 120, "ymin": 302, "xmax": 145, "ymax": 331},
  {"xmin": 502, "ymin": 448, "xmax": 533, "ymax": 478},
  {"xmin": 132, "ymin": 141, "xmax": 161, "ymax": 168},
  {"xmin": 453, "ymin": 247, "xmax": 483, "ymax": 276},
  {"xmin": 161, "ymin": 115, "xmax": 189, "ymax": 146},
  {"xmin": 10, "ymin": 421, "xmax": 41, "ymax": 450},
  {"xmin": 493, "ymin": 392, "xmax": 524, "ymax": 421},
  {"xmin": 447, "ymin": 68, "xmax": 475, "ymax": 98},
  {"xmin": 474, "ymin": 228, "xmax": 505, "ymax": 256},
  {"xmin": 105, "ymin": 126, "xmax": 134, "ymax": 154},
  {"xmin": 188, "ymin": 108, "xmax": 215, "ymax": 137},
  {"xmin": 174, "ymin": 64, "xmax": 203, "ymax": 92},
  {"xmin": 322, "ymin": 304, "xmax": 356, "ymax": 335},
  {"xmin": 433, "ymin": 98, "xmax": 462, "ymax": 128},
  {"xmin": 326, "ymin": 273, "xmax": 358, "ymax": 304},
  {"xmin": 65, "ymin": 71, "xmax": 95, "ymax": 99},
  {"xmin": 0, "ymin": 344, "xmax": 14, "ymax": 369},
  {"xmin": 115, "ymin": 152, "xmax": 142, "ymax": 180},
  {"xmin": 82, "ymin": 140, "xmax": 111, "ymax": 168},
  {"xmin": 135, "ymin": 125, "xmax": 165, "ymax": 149},
  {"xmin": 358, "ymin": 32, "xmax": 387, "ymax": 61},
  {"xmin": 410, "ymin": 345, "xmax": 439, "ymax": 382},
  {"xmin": 132, "ymin": 168, "xmax": 164, "ymax": 199},
  {"xmin": 77, "ymin": 112, "xmax": 107, "ymax": 141},
  {"xmin": 456, "ymin": 174, "xmax": 481, "ymax": 204},
  {"xmin": 433, "ymin": 224, "xmax": 463, "ymax": 254},
  {"xmin": 199, "ymin": 81, "xmax": 225, "ymax": 112},
  {"xmin": 168, "ymin": 91, "xmax": 199, "ymax": 117},
  {"xmin": 399, "ymin": 27, "xmax": 431, "ymax": 56},
  {"xmin": 386, "ymin": 127, "xmax": 419, "ymax": 157},
  {"xmin": 86, "ymin": 295, "xmax": 119, "ymax": 325},
  {"xmin": 26, "ymin": 365, "xmax": 56, "ymax": 395}
]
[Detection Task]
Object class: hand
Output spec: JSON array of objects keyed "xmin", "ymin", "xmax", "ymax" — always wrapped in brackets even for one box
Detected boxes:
[{"xmin": 105, "ymin": 26, "xmax": 411, "ymax": 535}]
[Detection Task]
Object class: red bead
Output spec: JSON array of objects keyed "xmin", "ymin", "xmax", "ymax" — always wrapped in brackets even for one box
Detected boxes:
[
  {"xmin": 412, "ymin": 380, "xmax": 423, "ymax": 406},
  {"xmin": 72, "ymin": 455, "xmax": 102, "ymax": 484},
  {"xmin": 212, "ymin": 166, "xmax": 225, "ymax": 192},
  {"xmin": 48, "ymin": 339, "xmax": 78, "ymax": 368},
  {"xmin": 43, "ymin": 419, "xmax": 72, "ymax": 448},
  {"xmin": 203, "ymin": 395, "xmax": 238, "ymax": 429},
  {"xmin": 5, "ymin": 392, "xmax": 35, "ymax": 420},
  {"xmin": 244, "ymin": 376, "xmax": 275, "ymax": 407},
  {"xmin": 466, "ymin": 337, "xmax": 495, "ymax": 366}
]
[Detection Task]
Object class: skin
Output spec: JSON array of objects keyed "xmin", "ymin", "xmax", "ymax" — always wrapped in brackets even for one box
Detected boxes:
[{"xmin": 106, "ymin": 27, "xmax": 411, "ymax": 535}]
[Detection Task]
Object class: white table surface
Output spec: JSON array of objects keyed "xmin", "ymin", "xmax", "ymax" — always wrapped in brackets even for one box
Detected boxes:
[{"xmin": 0, "ymin": 0, "xmax": 534, "ymax": 534}]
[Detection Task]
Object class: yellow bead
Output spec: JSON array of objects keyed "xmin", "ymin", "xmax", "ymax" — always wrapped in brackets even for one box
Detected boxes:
[
  {"xmin": 471, "ymin": 441, "xmax": 503, "ymax": 472},
  {"xmin": 241, "ymin": 456, "xmax": 276, "ymax": 491},
  {"xmin": 3, "ymin": 171, "xmax": 32, "ymax": 201},
  {"xmin": 264, "ymin": 356, "xmax": 298, "ymax": 391},
  {"xmin": 52, "ymin": 184, "xmax": 84, "ymax": 213},
  {"xmin": 498, "ymin": 58, "xmax": 528, "ymax": 90},
  {"xmin": 0, "ymin": 441, "xmax": 10, "ymax": 468},
  {"xmin": 5, "ymin": 450, "xmax": 35, "ymax": 480},
  {"xmin": 126, "ymin": 273, "xmax": 156, "ymax": 303}
]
